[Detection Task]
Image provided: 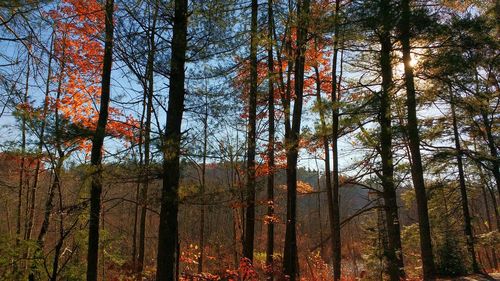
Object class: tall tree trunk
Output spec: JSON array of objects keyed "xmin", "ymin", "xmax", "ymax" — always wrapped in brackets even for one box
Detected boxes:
[
  {"xmin": 86, "ymin": 0, "xmax": 114, "ymax": 279},
  {"xmin": 283, "ymin": 1, "xmax": 310, "ymax": 279},
  {"xmin": 399, "ymin": 0, "xmax": 436, "ymax": 279},
  {"xmin": 198, "ymin": 95, "xmax": 208, "ymax": 273},
  {"xmin": 266, "ymin": 0, "xmax": 275, "ymax": 279},
  {"xmin": 132, "ymin": 90, "xmax": 145, "ymax": 272},
  {"xmin": 155, "ymin": 0, "xmax": 188, "ymax": 279},
  {"xmin": 376, "ymin": 194, "xmax": 389, "ymax": 280},
  {"xmin": 450, "ymin": 90, "xmax": 480, "ymax": 273},
  {"xmin": 14, "ymin": 49, "xmax": 30, "ymax": 277},
  {"xmin": 330, "ymin": 1, "xmax": 342, "ymax": 279},
  {"xmin": 243, "ymin": 0, "xmax": 258, "ymax": 262},
  {"xmin": 138, "ymin": 1, "xmax": 158, "ymax": 275},
  {"xmin": 378, "ymin": 1, "xmax": 405, "ymax": 279},
  {"xmin": 132, "ymin": 177, "xmax": 140, "ymax": 270},
  {"xmin": 17, "ymin": 53, "xmax": 30, "ymax": 248},
  {"xmin": 315, "ymin": 160, "xmax": 324, "ymax": 255},
  {"xmin": 312, "ymin": 44, "xmax": 336, "ymax": 277}
]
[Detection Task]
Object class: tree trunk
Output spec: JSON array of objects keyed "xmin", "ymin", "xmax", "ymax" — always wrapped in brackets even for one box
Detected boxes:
[
  {"xmin": 138, "ymin": 1, "xmax": 158, "ymax": 275},
  {"xmin": 132, "ymin": 178, "xmax": 140, "ymax": 271},
  {"xmin": 283, "ymin": 1, "xmax": 310, "ymax": 279},
  {"xmin": 243, "ymin": 0, "xmax": 258, "ymax": 262},
  {"xmin": 132, "ymin": 86, "xmax": 145, "ymax": 272},
  {"xmin": 198, "ymin": 95, "xmax": 208, "ymax": 273},
  {"xmin": 330, "ymin": 1, "xmax": 342, "ymax": 280},
  {"xmin": 399, "ymin": 0, "xmax": 436, "ymax": 279},
  {"xmin": 312, "ymin": 47, "xmax": 336, "ymax": 278},
  {"xmin": 378, "ymin": 1, "xmax": 406, "ymax": 279},
  {"xmin": 450, "ymin": 90, "xmax": 480, "ymax": 273},
  {"xmin": 155, "ymin": 0, "xmax": 188, "ymax": 279},
  {"xmin": 315, "ymin": 160, "xmax": 324, "ymax": 256},
  {"xmin": 86, "ymin": 0, "xmax": 114, "ymax": 280},
  {"xmin": 17, "ymin": 52, "xmax": 30, "ymax": 247},
  {"xmin": 266, "ymin": 0, "xmax": 275, "ymax": 279}
]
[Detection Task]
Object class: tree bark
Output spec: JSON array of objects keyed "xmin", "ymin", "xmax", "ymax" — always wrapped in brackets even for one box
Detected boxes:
[
  {"xmin": 399, "ymin": 0, "xmax": 436, "ymax": 279},
  {"xmin": 283, "ymin": 1, "xmax": 310, "ymax": 279},
  {"xmin": 132, "ymin": 88, "xmax": 145, "ymax": 272},
  {"xmin": 312, "ymin": 44, "xmax": 336, "ymax": 279},
  {"xmin": 243, "ymin": 0, "xmax": 258, "ymax": 262},
  {"xmin": 330, "ymin": 1, "xmax": 342, "ymax": 280},
  {"xmin": 266, "ymin": 0, "xmax": 275, "ymax": 278},
  {"xmin": 17, "ymin": 51, "xmax": 30, "ymax": 248},
  {"xmin": 155, "ymin": 0, "xmax": 188, "ymax": 279},
  {"xmin": 450, "ymin": 90, "xmax": 480, "ymax": 273},
  {"xmin": 198, "ymin": 95, "xmax": 208, "ymax": 273},
  {"xmin": 378, "ymin": 1, "xmax": 406, "ymax": 279},
  {"xmin": 86, "ymin": 0, "xmax": 114, "ymax": 280},
  {"xmin": 138, "ymin": 1, "xmax": 158, "ymax": 275}
]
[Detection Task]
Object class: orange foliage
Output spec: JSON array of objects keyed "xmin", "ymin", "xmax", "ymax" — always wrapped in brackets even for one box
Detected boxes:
[
  {"xmin": 296, "ymin": 180, "xmax": 314, "ymax": 194},
  {"xmin": 48, "ymin": 0, "xmax": 138, "ymax": 151},
  {"xmin": 256, "ymin": 141, "xmax": 287, "ymax": 177},
  {"xmin": 233, "ymin": 10, "xmax": 333, "ymax": 120},
  {"xmin": 278, "ymin": 180, "xmax": 314, "ymax": 194},
  {"xmin": 263, "ymin": 213, "xmax": 280, "ymax": 225}
]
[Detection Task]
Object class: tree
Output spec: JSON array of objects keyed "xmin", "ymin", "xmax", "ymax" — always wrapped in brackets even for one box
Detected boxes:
[
  {"xmin": 138, "ymin": 0, "xmax": 159, "ymax": 275},
  {"xmin": 283, "ymin": 0, "xmax": 311, "ymax": 279},
  {"xmin": 243, "ymin": 0, "xmax": 258, "ymax": 262},
  {"xmin": 399, "ymin": 0, "xmax": 436, "ymax": 279},
  {"xmin": 155, "ymin": 0, "xmax": 188, "ymax": 279},
  {"xmin": 86, "ymin": 0, "xmax": 114, "ymax": 280},
  {"xmin": 450, "ymin": 88, "xmax": 479, "ymax": 273},
  {"xmin": 265, "ymin": 0, "xmax": 276, "ymax": 278},
  {"xmin": 330, "ymin": 0, "xmax": 342, "ymax": 279},
  {"xmin": 420, "ymin": 11, "xmax": 499, "ymax": 273},
  {"xmin": 376, "ymin": 0, "xmax": 405, "ymax": 279}
]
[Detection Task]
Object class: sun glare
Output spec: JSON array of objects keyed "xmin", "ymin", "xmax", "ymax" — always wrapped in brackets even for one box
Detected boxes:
[{"xmin": 409, "ymin": 57, "xmax": 418, "ymax": 67}]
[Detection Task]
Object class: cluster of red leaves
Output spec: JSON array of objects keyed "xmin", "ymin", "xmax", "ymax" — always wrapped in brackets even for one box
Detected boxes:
[
  {"xmin": 47, "ymin": 0, "xmax": 138, "ymax": 151},
  {"xmin": 256, "ymin": 141, "xmax": 287, "ymax": 177}
]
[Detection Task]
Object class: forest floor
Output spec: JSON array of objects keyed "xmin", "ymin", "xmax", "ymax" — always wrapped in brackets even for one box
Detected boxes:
[{"xmin": 437, "ymin": 273, "xmax": 500, "ymax": 280}]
